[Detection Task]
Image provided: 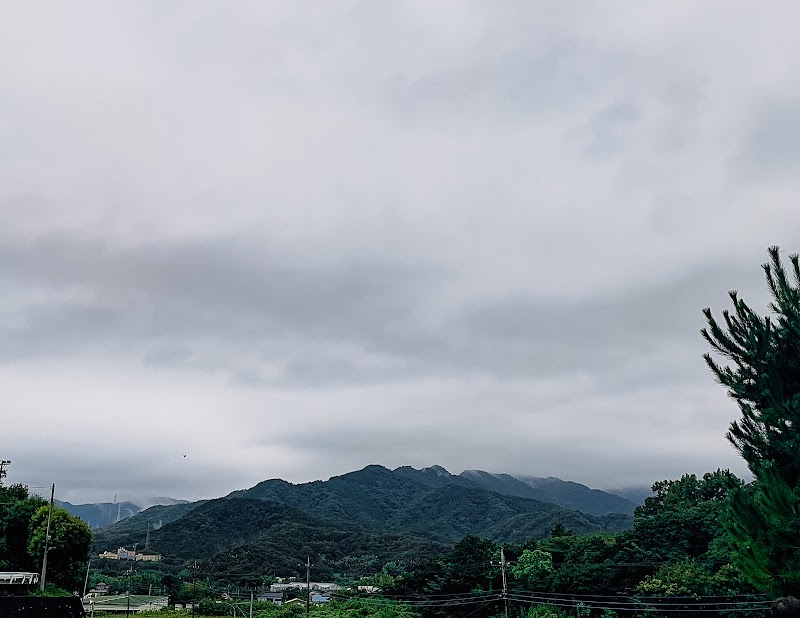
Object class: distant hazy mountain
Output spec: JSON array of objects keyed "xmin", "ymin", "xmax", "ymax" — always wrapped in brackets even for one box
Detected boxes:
[
  {"xmin": 394, "ymin": 466, "xmax": 638, "ymax": 516},
  {"xmin": 600, "ymin": 485, "xmax": 653, "ymax": 506},
  {"xmin": 57, "ymin": 497, "xmax": 189, "ymax": 529},
  {"xmin": 459, "ymin": 471, "xmax": 637, "ymax": 516}
]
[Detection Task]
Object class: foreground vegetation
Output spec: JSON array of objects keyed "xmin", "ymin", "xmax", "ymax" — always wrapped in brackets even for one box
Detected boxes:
[{"xmin": 0, "ymin": 483, "xmax": 91, "ymax": 592}]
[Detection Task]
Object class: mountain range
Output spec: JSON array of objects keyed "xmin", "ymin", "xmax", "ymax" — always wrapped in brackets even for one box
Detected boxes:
[
  {"xmin": 89, "ymin": 465, "xmax": 644, "ymax": 580},
  {"xmin": 56, "ymin": 497, "xmax": 189, "ymax": 529}
]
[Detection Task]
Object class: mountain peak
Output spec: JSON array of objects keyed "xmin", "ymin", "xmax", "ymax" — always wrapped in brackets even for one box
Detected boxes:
[{"xmin": 423, "ymin": 465, "xmax": 451, "ymax": 476}]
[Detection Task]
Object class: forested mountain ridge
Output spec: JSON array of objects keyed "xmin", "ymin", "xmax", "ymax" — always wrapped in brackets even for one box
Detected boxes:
[
  {"xmin": 236, "ymin": 464, "xmax": 636, "ymax": 518},
  {"xmin": 230, "ymin": 466, "xmax": 631, "ymax": 541},
  {"xmin": 75, "ymin": 465, "xmax": 637, "ymax": 530},
  {"xmin": 92, "ymin": 464, "xmax": 633, "ymax": 581}
]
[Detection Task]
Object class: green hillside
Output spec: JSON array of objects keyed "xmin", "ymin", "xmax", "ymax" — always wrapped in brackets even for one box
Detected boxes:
[
  {"xmin": 92, "ymin": 464, "xmax": 632, "ymax": 580},
  {"xmin": 93, "ymin": 497, "xmax": 446, "ymax": 580}
]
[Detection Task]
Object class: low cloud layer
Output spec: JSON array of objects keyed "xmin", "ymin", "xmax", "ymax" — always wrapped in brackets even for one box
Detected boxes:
[{"xmin": 1, "ymin": 2, "xmax": 798, "ymax": 503}]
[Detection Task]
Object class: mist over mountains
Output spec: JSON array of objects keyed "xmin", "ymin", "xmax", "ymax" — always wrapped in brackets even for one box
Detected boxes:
[{"xmin": 56, "ymin": 497, "xmax": 190, "ymax": 529}]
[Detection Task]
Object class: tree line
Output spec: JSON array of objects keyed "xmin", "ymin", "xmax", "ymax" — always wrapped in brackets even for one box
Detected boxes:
[{"xmin": 0, "ymin": 482, "xmax": 92, "ymax": 594}]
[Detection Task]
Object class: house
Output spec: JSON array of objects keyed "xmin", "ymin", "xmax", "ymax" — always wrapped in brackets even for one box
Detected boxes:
[
  {"xmin": 257, "ymin": 591, "xmax": 284, "ymax": 605},
  {"xmin": 115, "ymin": 547, "xmax": 135, "ymax": 560},
  {"xmin": 87, "ymin": 582, "xmax": 109, "ymax": 596}
]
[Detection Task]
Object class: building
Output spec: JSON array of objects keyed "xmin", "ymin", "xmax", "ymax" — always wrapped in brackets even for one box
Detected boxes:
[
  {"xmin": 257, "ymin": 592, "xmax": 284, "ymax": 605},
  {"xmin": 98, "ymin": 547, "xmax": 151, "ymax": 561},
  {"xmin": 0, "ymin": 572, "xmax": 39, "ymax": 587},
  {"xmin": 83, "ymin": 595, "xmax": 168, "ymax": 614},
  {"xmin": 270, "ymin": 582, "xmax": 340, "ymax": 592}
]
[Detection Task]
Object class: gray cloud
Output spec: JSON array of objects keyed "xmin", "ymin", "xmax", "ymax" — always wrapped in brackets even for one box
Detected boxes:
[{"xmin": 0, "ymin": 1, "xmax": 796, "ymax": 502}]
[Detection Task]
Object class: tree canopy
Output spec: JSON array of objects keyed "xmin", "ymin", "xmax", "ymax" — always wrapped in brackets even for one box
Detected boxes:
[
  {"xmin": 0, "ymin": 483, "xmax": 92, "ymax": 593},
  {"xmin": 702, "ymin": 245, "xmax": 800, "ymax": 595}
]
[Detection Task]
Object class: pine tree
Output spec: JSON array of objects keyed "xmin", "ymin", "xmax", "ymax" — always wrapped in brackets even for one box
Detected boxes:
[{"xmin": 702, "ymin": 246, "xmax": 800, "ymax": 595}]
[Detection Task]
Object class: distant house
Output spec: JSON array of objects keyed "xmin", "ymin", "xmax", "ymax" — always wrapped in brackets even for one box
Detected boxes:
[
  {"xmin": 270, "ymin": 582, "xmax": 340, "ymax": 592},
  {"xmin": 311, "ymin": 595, "xmax": 330, "ymax": 604},
  {"xmin": 135, "ymin": 553, "xmax": 161, "ymax": 562},
  {"xmin": 88, "ymin": 582, "xmax": 109, "ymax": 595},
  {"xmin": 257, "ymin": 592, "xmax": 284, "ymax": 605},
  {"xmin": 116, "ymin": 547, "xmax": 135, "ymax": 560}
]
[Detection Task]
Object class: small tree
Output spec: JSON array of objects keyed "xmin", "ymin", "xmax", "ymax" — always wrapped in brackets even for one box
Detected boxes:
[
  {"xmin": 702, "ymin": 246, "xmax": 800, "ymax": 595},
  {"xmin": 28, "ymin": 504, "xmax": 92, "ymax": 591},
  {"xmin": 512, "ymin": 549, "xmax": 554, "ymax": 589}
]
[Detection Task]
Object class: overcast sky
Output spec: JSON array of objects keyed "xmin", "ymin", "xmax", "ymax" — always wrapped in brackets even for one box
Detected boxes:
[{"xmin": 2, "ymin": 2, "xmax": 799, "ymax": 505}]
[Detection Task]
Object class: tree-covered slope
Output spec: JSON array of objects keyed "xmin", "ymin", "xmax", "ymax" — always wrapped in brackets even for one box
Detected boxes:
[
  {"xmin": 230, "ymin": 465, "xmax": 632, "ymax": 544},
  {"xmin": 94, "ymin": 497, "xmax": 446, "ymax": 579},
  {"xmin": 91, "ymin": 501, "xmax": 205, "ymax": 553},
  {"xmin": 386, "ymin": 484, "xmax": 629, "ymax": 543}
]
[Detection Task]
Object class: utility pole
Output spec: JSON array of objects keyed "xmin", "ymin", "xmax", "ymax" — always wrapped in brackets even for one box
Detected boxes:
[
  {"xmin": 491, "ymin": 547, "xmax": 510, "ymax": 618},
  {"xmin": 191, "ymin": 560, "xmax": 199, "ymax": 618},
  {"xmin": 304, "ymin": 557, "xmax": 311, "ymax": 618},
  {"xmin": 125, "ymin": 566, "xmax": 135, "ymax": 618},
  {"xmin": 145, "ymin": 524, "xmax": 150, "ymax": 551},
  {"xmin": 39, "ymin": 484, "xmax": 55, "ymax": 592},
  {"xmin": 0, "ymin": 459, "xmax": 10, "ymax": 484},
  {"xmin": 249, "ymin": 590, "xmax": 254, "ymax": 618},
  {"xmin": 83, "ymin": 560, "xmax": 91, "ymax": 598}
]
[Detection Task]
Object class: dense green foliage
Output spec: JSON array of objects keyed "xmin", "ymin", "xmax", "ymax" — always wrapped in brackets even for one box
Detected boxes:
[
  {"xmin": 94, "ymin": 497, "xmax": 447, "ymax": 582},
  {"xmin": 0, "ymin": 483, "xmax": 92, "ymax": 592},
  {"xmin": 702, "ymin": 246, "xmax": 800, "ymax": 595},
  {"xmin": 135, "ymin": 598, "xmax": 422, "ymax": 618},
  {"xmin": 385, "ymin": 472, "xmax": 766, "ymax": 617}
]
